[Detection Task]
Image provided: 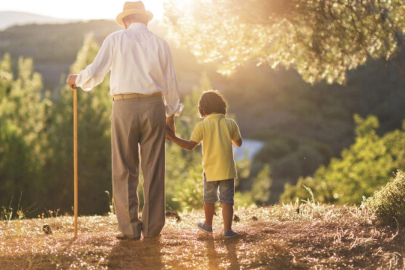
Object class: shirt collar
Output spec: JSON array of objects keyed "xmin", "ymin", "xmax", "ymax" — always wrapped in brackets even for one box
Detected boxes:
[
  {"xmin": 128, "ymin": 23, "xmax": 148, "ymax": 31},
  {"xmin": 205, "ymin": 114, "xmax": 225, "ymax": 120}
]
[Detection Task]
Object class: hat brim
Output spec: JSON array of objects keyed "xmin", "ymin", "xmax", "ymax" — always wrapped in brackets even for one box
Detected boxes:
[{"xmin": 116, "ymin": 9, "xmax": 153, "ymax": 26}]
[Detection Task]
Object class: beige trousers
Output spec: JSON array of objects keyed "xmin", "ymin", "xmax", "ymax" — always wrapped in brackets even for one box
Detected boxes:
[{"xmin": 111, "ymin": 96, "xmax": 166, "ymax": 238}]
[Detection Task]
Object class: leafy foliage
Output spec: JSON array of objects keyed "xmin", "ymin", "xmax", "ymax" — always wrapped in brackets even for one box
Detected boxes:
[
  {"xmin": 366, "ymin": 170, "xmax": 405, "ymax": 225},
  {"xmin": 281, "ymin": 176, "xmax": 337, "ymax": 204},
  {"xmin": 164, "ymin": 0, "xmax": 405, "ymax": 84},
  {"xmin": 0, "ymin": 53, "xmax": 51, "ymax": 212},
  {"xmin": 281, "ymin": 115, "xmax": 405, "ymax": 204},
  {"xmin": 252, "ymin": 135, "xmax": 331, "ymax": 202},
  {"xmin": 43, "ymin": 35, "xmax": 114, "ymax": 215},
  {"xmin": 251, "ymin": 164, "xmax": 272, "ymax": 205}
]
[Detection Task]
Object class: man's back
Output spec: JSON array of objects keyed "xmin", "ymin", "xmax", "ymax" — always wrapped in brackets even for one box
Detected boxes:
[
  {"xmin": 109, "ymin": 23, "xmax": 171, "ymax": 95},
  {"xmin": 75, "ymin": 22, "xmax": 182, "ymax": 116},
  {"xmin": 67, "ymin": 1, "xmax": 182, "ymax": 240}
]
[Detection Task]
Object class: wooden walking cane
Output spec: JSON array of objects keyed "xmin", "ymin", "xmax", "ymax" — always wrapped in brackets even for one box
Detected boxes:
[{"xmin": 73, "ymin": 87, "xmax": 78, "ymax": 238}]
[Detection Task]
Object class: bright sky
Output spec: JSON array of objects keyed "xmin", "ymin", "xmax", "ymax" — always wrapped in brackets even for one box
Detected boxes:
[{"xmin": 0, "ymin": 0, "xmax": 165, "ymax": 20}]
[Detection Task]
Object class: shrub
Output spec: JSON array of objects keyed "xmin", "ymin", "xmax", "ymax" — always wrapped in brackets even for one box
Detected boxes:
[
  {"xmin": 280, "ymin": 115, "xmax": 405, "ymax": 205},
  {"xmin": 280, "ymin": 176, "xmax": 337, "ymax": 204},
  {"xmin": 172, "ymin": 169, "xmax": 204, "ymax": 211},
  {"xmin": 366, "ymin": 171, "xmax": 405, "ymax": 225},
  {"xmin": 234, "ymin": 192, "xmax": 255, "ymax": 208},
  {"xmin": 251, "ymin": 165, "xmax": 272, "ymax": 205}
]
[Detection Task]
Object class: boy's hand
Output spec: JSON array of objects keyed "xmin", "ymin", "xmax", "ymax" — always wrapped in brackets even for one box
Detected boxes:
[{"xmin": 164, "ymin": 128, "xmax": 198, "ymax": 151}]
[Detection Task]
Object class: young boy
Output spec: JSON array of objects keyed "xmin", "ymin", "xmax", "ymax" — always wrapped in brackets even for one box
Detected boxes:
[{"xmin": 166, "ymin": 90, "xmax": 242, "ymax": 238}]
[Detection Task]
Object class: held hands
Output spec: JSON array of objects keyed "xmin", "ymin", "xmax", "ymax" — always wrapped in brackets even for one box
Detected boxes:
[
  {"xmin": 165, "ymin": 115, "xmax": 176, "ymax": 141},
  {"xmin": 164, "ymin": 120, "xmax": 196, "ymax": 151},
  {"xmin": 66, "ymin": 74, "xmax": 78, "ymax": 90},
  {"xmin": 166, "ymin": 115, "xmax": 175, "ymax": 133},
  {"xmin": 165, "ymin": 126, "xmax": 175, "ymax": 141}
]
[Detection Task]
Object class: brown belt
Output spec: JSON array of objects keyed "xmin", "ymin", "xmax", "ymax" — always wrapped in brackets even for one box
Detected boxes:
[{"xmin": 113, "ymin": 92, "xmax": 162, "ymax": 101}]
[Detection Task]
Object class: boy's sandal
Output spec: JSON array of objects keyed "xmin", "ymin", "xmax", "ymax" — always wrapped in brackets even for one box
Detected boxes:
[
  {"xmin": 197, "ymin": 221, "xmax": 213, "ymax": 233},
  {"xmin": 224, "ymin": 230, "xmax": 239, "ymax": 238}
]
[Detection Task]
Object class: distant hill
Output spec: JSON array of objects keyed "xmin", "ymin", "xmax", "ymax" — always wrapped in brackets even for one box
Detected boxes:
[
  {"xmin": 0, "ymin": 19, "xmax": 202, "ymax": 89},
  {"xmin": 0, "ymin": 20, "xmax": 124, "ymax": 87},
  {"xmin": 0, "ymin": 11, "xmax": 70, "ymax": 30}
]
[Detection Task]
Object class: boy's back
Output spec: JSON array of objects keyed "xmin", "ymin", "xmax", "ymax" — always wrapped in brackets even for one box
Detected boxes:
[
  {"xmin": 165, "ymin": 90, "xmax": 242, "ymax": 238},
  {"xmin": 190, "ymin": 114, "xmax": 241, "ymax": 182}
]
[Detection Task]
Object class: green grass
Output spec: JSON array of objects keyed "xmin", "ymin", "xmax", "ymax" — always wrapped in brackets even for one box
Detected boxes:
[{"xmin": 366, "ymin": 170, "xmax": 405, "ymax": 225}]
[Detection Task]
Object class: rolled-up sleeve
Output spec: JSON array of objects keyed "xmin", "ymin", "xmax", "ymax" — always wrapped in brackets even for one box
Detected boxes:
[
  {"xmin": 190, "ymin": 122, "xmax": 203, "ymax": 144},
  {"xmin": 163, "ymin": 41, "xmax": 183, "ymax": 116},
  {"xmin": 231, "ymin": 120, "xmax": 241, "ymax": 141},
  {"xmin": 75, "ymin": 35, "xmax": 113, "ymax": 91}
]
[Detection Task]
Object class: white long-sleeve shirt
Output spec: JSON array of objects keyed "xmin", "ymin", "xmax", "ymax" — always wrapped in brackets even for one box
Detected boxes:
[{"xmin": 75, "ymin": 22, "xmax": 183, "ymax": 116}]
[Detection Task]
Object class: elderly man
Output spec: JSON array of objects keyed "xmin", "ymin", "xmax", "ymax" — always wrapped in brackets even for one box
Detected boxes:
[{"xmin": 66, "ymin": 1, "xmax": 183, "ymax": 240}]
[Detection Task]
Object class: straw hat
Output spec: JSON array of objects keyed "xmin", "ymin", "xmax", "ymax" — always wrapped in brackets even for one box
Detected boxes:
[{"xmin": 116, "ymin": 1, "xmax": 153, "ymax": 27}]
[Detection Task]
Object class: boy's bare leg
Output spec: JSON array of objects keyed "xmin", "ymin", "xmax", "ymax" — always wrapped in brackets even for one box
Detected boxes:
[
  {"xmin": 204, "ymin": 202, "xmax": 215, "ymax": 227},
  {"xmin": 222, "ymin": 203, "xmax": 233, "ymax": 231}
]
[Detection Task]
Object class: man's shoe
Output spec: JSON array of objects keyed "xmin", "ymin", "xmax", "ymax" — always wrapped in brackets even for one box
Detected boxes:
[
  {"xmin": 143, "ymin": 234, "xmax": 161, "ymax": 239},
  {"xmin": 116, "ymin": 233, "xmax": 140, "ymax": 240},
  {"xmin": 197, "ymin": 221, "xmax": 213, "ymax": 233}
]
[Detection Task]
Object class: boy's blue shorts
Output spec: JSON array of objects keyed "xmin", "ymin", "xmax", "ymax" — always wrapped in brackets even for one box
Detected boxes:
[{"xmin": 203, "ymin": 175, "xmax": 235, "ymax": 204}]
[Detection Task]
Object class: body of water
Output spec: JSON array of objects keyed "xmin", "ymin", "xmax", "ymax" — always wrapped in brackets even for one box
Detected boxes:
[{"xmin": 233, "ymin": 139, "xmax": 264, "ymax": 161}]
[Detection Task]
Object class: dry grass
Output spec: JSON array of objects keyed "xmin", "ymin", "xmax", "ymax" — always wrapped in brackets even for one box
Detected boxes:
[{"xmin": 0, "ymin": 204, "xmax": 404, "ymax": 269}]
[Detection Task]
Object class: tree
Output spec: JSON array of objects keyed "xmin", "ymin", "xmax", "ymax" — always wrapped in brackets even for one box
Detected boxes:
[
  {"xmin": 0, "ymin": 53, "xmax": 51, "ymax": 211},
  {"xmin": 44, "ymin": 35, "xmax": 113, "ymax": 215},
  {"xmin": 164, "ymin": 0, "xmax": 405, "ymax": 84},
  {"xmin": 251, "ymin": 164, "xmax": 272, "ymax": 205},
  {"xmin": 0, "ymin": 121, "xmax": 34, "ymax": 210},
  {"xmin": 281, "ymin": 114, "xmax": 405, "ymax": 204},
  {"xmin": 0, "ymin": 55, "xmax": 52, "ymax": 166}
]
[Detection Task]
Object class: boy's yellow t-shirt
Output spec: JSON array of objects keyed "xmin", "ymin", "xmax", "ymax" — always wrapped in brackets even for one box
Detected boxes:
[{"xmin": 190, "ymin": 114, "xmax": 241, "ymax": 182}]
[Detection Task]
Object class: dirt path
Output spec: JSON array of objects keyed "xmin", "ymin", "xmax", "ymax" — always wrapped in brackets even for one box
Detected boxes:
[{"xmin": 0, "ymin": 205, "xmax": 403, "ymax": 269}]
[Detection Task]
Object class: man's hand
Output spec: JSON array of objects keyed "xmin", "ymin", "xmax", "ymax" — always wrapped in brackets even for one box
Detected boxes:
[
  {"xmin": 66, "ymin": 74, "xmax": 78, "ymax": 90},
  {"xmin": 165, "ymin": 126, "xmax": 175, "ymax": 140},
  {"xmin": 165, "ymin": 115, "xmax": 176, "ymax": 141},
  {"xmin": 165, "ymin": 126, "xmax": 198, "ymax": 151},
  {"xmin": 166, "ymin": 114, "xmax": 176, "ymax": 132}
]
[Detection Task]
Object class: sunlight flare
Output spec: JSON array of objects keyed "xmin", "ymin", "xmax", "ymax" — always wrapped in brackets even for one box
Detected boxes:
[{"xmin": 0, "ymin": 0, "xmax": 166, "ymax": 20}]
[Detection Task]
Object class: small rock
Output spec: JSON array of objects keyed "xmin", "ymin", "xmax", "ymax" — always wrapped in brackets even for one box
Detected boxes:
[
  {"xmin": 262, "ymin": 227, "xmax": 276, "ymax": 234},
  {"xmin": 42, "ymin": 224, "xmax": 52, "ymax": 235},
  {"xmin": 252, "ymin": 216, "xmax": 258, "ymax": 221},
  {"xmin": 165, "ymin": 210, "xmax": 181, "ymax": 222},
  {"xmin": 233, "ymin": 214, "xmax": 240, "ymax": 222}
]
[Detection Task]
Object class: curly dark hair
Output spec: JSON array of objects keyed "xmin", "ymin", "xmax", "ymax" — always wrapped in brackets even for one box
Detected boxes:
[{"xmin": 198, "ymin": 90, "xmax": 227, "ymax": 117}]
